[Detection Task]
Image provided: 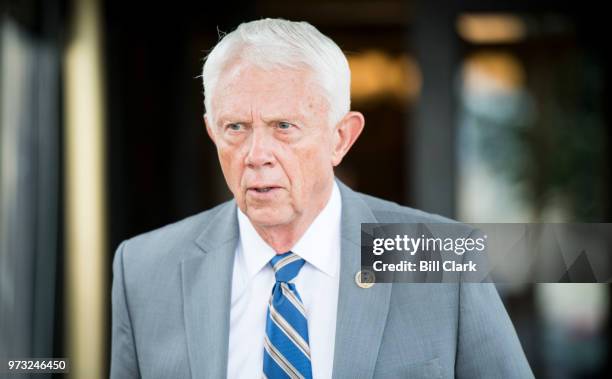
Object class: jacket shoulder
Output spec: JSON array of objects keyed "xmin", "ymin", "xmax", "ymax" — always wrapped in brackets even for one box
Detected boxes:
[
  {"xmin": 355, "ymin": 191, "xmax": 456, "ymax": 224},
  {"xmin": 117, "ymin": 200, "xmax": 234, "ymax": 265}
]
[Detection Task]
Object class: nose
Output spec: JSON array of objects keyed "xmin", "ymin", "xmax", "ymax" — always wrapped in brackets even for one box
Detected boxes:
[{"xmin": 245, "ymin": 126, "xmax": 275, "ymax": 169}]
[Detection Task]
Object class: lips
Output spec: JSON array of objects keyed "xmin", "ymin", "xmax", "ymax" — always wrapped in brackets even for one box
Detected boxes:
[{"xmin": 247, "ymin": 185, "xmax": 282, "ymax": 193}]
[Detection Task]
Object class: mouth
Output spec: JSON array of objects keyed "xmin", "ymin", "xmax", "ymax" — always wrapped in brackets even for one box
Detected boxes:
[{"xmin": 247, "ymin": 186, "xmax": 282, "ymax": 194}]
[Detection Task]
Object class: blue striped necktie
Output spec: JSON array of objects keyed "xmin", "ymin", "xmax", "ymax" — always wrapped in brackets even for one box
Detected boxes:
[{"xmin": 263, "ymin": 251, "xmax": 313, "ymax": 379}]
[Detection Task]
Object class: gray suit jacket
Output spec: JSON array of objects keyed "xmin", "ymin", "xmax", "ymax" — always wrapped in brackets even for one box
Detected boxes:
[{"xmin": 111, "ymin": 180, "xmax": 533, "ymax": 378}]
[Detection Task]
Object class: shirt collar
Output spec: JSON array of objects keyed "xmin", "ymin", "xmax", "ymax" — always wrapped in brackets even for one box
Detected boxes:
[
  {"xmin": 290, "ymin": 181, "xmax": 341, "ymax": 278},
  {"xmin": 236, "ymin": 180, "xmax": 342, "ymax": 281}
]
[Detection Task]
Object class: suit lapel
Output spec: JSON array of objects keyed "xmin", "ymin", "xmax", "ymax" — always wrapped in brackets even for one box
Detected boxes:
[
  {"xmin": 182, "ymin": 202, "xmax": 238, "ymax": 379},
  {"xmin": 332, "ymin": 181, "xmax": 393, "ymax": 378}
]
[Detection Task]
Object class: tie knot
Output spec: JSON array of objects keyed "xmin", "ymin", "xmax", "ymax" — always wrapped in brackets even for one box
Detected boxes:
[{"xmin": 269, "ymin": 251, "xmax": 305, "ymax": 282}]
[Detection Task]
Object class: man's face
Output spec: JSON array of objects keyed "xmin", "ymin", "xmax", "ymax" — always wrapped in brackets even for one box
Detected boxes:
[{"xmin": 206, "ymin": 62, "xmax": 338, "ymax": 229}]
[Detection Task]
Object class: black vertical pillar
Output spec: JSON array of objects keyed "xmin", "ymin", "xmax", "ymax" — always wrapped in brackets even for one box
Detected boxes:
[{"xmin": 409, "ymin": 1, "xmax": 459, "ymax": 218}]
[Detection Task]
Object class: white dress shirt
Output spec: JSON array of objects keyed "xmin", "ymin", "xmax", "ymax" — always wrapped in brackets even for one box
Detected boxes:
[{"xmin": 226, "ymin": 181, "xmax": 342, "ymax": 379}]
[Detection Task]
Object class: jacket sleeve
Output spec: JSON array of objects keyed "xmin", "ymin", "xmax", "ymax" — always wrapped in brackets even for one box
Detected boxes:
[
  {"xmin": 110, "ymin": 240, "xmax": 140, "ymax": 379},
  {"xmin": 455, "ymin": 282, "xmax": 534, "ymax": 378}
]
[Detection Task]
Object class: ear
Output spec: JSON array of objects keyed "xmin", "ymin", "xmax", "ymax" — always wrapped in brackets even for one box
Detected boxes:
[
  {"xmin": 204, "ymin": 113, "xmax": 216, "ymax": 145},
  {"xmin": 331, "ymin": 111, "xmax": 365, "ymax": 166}
]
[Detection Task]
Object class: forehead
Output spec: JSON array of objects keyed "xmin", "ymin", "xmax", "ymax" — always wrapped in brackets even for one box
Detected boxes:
[{"xmin": 210, "ymin": 62, "xmax": 329, "ymax": 122}]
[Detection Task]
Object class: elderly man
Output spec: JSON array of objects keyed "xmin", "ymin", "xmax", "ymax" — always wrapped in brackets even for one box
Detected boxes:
[{"xmin": 111, "ymin": 19, "xmax": 533, "ymax": 379}]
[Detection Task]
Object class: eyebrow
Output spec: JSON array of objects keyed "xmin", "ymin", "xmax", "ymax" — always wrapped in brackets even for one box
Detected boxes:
[
  {"xmin": 215, "ymin": 113, "xmax": 305, "ymax": 126},
  {"xmin": 214, "ymin": 114, "xmax": 253, "ymax": 126},
  {"xmin": 260, "ymin": 114, "xmax": 304, "ymax": 124}
]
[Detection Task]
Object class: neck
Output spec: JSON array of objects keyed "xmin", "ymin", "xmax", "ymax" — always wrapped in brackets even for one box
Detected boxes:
[{"xmin": 254, "ymin": 183, "xmax": 334, "ymax": 253}]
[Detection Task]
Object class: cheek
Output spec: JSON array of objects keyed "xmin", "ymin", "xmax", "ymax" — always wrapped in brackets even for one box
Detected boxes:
[
  {"xmin": 218, "ymin": 146, "xmax": 244, "ymax": 183},
  {"xmin": 305, "ymin": 133, "xmax": 334, "ymax": 164},
  {"xmin": 296, "ymin": 145, "xmax": 332, "ymax": 185}
]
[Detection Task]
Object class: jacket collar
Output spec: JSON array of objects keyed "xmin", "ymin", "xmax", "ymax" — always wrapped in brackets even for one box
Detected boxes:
[{"xmin": 332, "ymin": 179, "xmax": 393, "ymax": 378}]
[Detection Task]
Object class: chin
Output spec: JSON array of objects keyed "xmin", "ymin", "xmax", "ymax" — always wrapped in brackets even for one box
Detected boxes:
[{"xmin": 245, "ymin": 207, "xmax": 294, "ymax": 228}]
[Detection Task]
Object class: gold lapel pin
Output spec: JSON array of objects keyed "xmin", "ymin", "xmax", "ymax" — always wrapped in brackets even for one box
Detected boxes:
[{"xmin": 355, "ymin": 270, "xmax": 375, "ymax": 289}]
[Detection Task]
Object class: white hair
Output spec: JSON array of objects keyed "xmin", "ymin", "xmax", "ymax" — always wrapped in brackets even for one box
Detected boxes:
[{"xmin": 202, "ymin": 18, "xmax": 351, "ymax": 125}]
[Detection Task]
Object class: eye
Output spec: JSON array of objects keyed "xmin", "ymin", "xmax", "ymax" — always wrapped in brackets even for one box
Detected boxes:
[
  {"xmin": 226, "ymin": 123, "xmax": 243, "ymax": 131},
  {"xmin": 277, "ymin": 122, "xmax": 293, "ymax": 130}
]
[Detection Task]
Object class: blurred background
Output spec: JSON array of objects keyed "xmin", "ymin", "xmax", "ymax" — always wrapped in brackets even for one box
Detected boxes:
[{"xmin": 0, "ymin": 0, "xmax": 610, "ymax": 378}]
